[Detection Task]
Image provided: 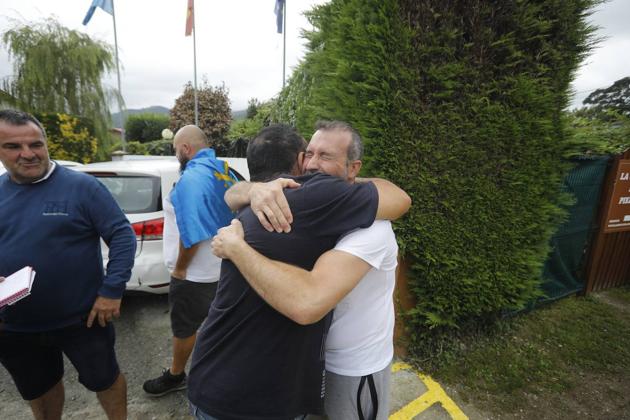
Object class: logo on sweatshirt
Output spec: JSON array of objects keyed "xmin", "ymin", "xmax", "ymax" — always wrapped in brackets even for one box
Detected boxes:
[{"xmin": 43, "ymin": 201, "xmax": 69, "ymax": 216}]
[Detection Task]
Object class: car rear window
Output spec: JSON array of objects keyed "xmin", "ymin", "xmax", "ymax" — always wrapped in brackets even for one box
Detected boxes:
[{"xmin": 95, "ymin": 176, "xmax": 161, "ymax": 214}]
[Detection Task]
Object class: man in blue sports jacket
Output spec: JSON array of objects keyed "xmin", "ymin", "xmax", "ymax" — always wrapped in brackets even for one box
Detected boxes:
[{"xmin": 0, "ymin": 109, "xmax": 136, "ymax": 420}]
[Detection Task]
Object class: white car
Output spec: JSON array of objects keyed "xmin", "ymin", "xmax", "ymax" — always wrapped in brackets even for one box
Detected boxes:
[
  {"xmin": 56, "ymin": 159, "xmax": 85, "ymax": 168},
  {"xmin": 76, "ymin": 156, "xmax": 249, "ymax": 294}
]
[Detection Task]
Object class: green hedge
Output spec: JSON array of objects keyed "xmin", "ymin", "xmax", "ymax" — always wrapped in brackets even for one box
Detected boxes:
[
  {"xmin": 274, "ymin": 0, "xmax": 597, "ymax": 355},
  {"xmin": 125, "ymin": 113, "xmax": 170, "ymax": 143}
]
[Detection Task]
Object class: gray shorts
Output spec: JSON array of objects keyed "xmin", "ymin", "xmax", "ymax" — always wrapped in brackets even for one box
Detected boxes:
[
  {"xmin": 169, "ymin": 276, "xmax": 217, "ymax": 338},
  {"xmin": 309, "ymin": 363, "xmax": 391, "ymax": 420}
]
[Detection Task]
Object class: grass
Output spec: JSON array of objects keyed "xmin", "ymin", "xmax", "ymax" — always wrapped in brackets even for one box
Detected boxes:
[
  {"xmin": 416, "ymin": 286, "xmax": 630, "ymax": 413},
  {"xmin": 605, "ymin": 285, "xmax": 630, "ymax": 303}
]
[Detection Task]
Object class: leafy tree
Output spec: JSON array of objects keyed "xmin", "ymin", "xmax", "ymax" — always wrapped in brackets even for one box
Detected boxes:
[
  {"xmin": 583, "ymin": 76, "xmax": 630, "ymax": 116},
  {"xmin": 125, "ymin": 113, "xmax": 170, "ymax": 143},
  {"xmin": 169, "ymin": 80, "xmax": 232, "ymax": 154},
  {"xmin": 246, "ymin": 98, "xmax": 261, "ymax": 119},
  {"xmin": 0, "ymin": 89, "xmax": 18, "ymax": 108},
  {"xmin": 1, "ymin": 18, "xmax": 116, "ymax": 160}
]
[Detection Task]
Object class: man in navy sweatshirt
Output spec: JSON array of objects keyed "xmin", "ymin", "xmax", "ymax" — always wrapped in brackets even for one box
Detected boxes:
[{"xmin": 0, "ymin": 110, "xmax": 136, "ymax": 420}]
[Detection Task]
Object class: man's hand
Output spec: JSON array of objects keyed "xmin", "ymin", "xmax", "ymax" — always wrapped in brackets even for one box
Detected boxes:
[
  {"xmin": 212, "ymin": 219, "xmax": 246, "ymax": 259},
  {"xmin": 250, "ymin": 178, "xmax": 300, "ymax": 233},
  {"xmin": 171, "ymin": 268, "xmax": 187, "ymax": 281},
  {"xmin": 87, "ymin": 296, "xmax": 122, "ymax": 328}
]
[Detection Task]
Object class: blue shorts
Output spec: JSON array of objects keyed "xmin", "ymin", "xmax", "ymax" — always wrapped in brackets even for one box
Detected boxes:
[{"xmin": 0, "ymin": 322, "xmax": 120, "ymax": 400}]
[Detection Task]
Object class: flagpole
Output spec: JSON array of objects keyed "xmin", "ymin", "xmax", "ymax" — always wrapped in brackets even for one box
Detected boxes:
[
  {"xmin": 110, "ymin": 0, "xmax": 126, "ymax": 151},
  {"xmin": 282, "ymin": 0, "xmax": 286, "ymax": 89},
  {"xmin": 192, "ymin": 0, "xmax": 199, "ymax": 126}
]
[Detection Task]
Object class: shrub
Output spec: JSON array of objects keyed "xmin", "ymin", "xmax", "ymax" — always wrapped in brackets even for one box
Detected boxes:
[
  {"xmin": 36, "ymin": 112, "xmax": 97, "ymax": 163},
  {"xmin": 145, "ymin": 139, "xmax": 174, "ymax": 156},
  {"xmin": 124, "ymin": 113, "xmax": 170, "ymax": 143},
  {"xmin": 108, "ymin": 140, "xmax": 148, "ymax": 156}
]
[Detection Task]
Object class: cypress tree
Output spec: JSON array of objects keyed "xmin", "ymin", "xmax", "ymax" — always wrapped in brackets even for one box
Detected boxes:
[{"xmin": 275, "ymin": 0, "xmax": 599, "ymax": 354}]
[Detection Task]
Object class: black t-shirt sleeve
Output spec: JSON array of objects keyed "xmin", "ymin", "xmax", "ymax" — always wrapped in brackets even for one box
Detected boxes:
[{"xmin": 293, "ymin": 173, "xmax": 378, "ymax": 237}]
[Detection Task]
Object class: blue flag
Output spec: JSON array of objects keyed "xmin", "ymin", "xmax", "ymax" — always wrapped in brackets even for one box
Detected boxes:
[
  {"xmin": 170, "ymin": 149, "xmax": 236, "ymax": 248},
  {"xmin": 274, "ymin": 0, "xmax": 285, "ymax": 34},
  {"xmin": 83, "ymin": 0, "xmax": 114, "ymax": 26}
]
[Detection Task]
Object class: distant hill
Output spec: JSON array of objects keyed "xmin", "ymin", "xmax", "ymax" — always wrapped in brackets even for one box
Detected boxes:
[
  {"xmin": 112, "ymin": 107, "xmax": 249, "ymax": 127},
  {"xmin": 232, "ymin": 109, "xmax": 247, "ymax": 120},
  {"xmin": 111, "ymin": 106, "xmax": 170, "ymax": 128}
]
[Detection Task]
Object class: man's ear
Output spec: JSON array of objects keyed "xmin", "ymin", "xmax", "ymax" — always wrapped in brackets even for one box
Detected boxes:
[
  {"xmin": 348, "ymin": 159, "xmax": 362, "ymax": 180},
  {"xmin": 297, "ymin": 151, "xmax": 306, "ymax": 174},
  {"xmin": 183, "ymin": 143, "xmax": 193, "ymax": 158},
  {"xmin": 290, "ymin": 152, "xmax": 305, "ymax": 176}
]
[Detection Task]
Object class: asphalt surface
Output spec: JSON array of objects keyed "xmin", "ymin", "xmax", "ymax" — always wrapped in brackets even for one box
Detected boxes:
[{"xmin": 0, "ymin": 294, "xmax": 456, "ymax": 420}]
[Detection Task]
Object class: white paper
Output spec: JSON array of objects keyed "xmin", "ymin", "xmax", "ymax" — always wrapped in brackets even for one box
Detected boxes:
[{"xmin": 0, "ymin": 266, "xmax": 36, "ymax": 308}]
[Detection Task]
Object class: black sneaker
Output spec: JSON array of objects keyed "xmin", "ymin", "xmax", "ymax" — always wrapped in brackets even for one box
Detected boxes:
[{"xmin": 143, "ymin": 369, "xmax": 187, "ymax": 397}]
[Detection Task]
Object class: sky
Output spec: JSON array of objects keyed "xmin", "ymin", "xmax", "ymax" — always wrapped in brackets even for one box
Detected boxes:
[
  {"xmin": 0, "ymin": 0, "xmax": 326, "ymax": 112},
  {"xmin": 571, "ymin": 0, "xmax": 630, "ymax": 108},
  {"xmin": 0, "ymin": 0, "xmax": 629, "ymax": 112}
]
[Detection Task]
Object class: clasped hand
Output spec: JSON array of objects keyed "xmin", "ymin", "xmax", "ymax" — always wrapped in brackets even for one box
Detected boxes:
[{"xmin": 212, "ymin": 219, "xmax": 246, "ymax": 259}]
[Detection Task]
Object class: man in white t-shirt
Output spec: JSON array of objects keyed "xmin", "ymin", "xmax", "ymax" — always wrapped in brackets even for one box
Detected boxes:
[
  {"xmin": 322, "ymin": 219, "xmax": 398, "ymax": 419},
  {"xmin": 143, "ymin": 125, "xmax": 236, "ymax": 397},
  {"xmin": 216, "ymin": 120, "xmax": 410, "ymax": 419}
]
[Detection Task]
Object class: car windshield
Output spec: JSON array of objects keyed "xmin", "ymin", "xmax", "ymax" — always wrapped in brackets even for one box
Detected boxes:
[{"xmin": 96, "ymin": 176, "xmax": 161, "ymax": 214}]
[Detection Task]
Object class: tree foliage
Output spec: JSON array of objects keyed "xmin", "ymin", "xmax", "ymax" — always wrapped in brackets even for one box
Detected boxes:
[
  {"xmin": 565, "ymin": 108, "xmax": 630, "ymax": 156},
  {"xmin": 228, "ymin": 100, "xmax": 276, "ymax": 141},
  {"xmin": 125, "ymin": 113, "xmax": 170, "ymax": 143},
  {"xmin": 583, "ymin": 76, "xmax": 630, "ymax": 116},
  {"xmin": 36, "ymin": 113, "xmax": 98, "ymax": 163},
  {"xmin": 246, "ymin": 98, "xmax": 261, "ymax": 119},
  {"xmin": 169, "ymin": 80, "xmax": 232, "ymax": 154},
  {"xmin": 274, "ymin": 0, "xmax": 599, "ymax": 355},
  {"xmin": 1, "ymin": 18, "xmax": 116, "ymax": 160},
  {"xmin": 145, "ymin": 139, "xmax": 174, "ymax": 156},
  {"xmin": 108, "ymin": 140, "xmax": 149, "ymax": 156}
]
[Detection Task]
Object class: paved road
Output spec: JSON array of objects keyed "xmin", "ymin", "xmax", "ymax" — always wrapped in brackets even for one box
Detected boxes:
[{"xmin": 0, "ymin": 294, "xmax": 470, "ymax": 419}]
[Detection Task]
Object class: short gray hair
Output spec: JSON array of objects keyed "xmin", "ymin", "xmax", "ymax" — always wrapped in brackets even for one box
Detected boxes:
[
  {"xmin": 314, "ymin": 120, "xmax": 363, "ymax": 161},
  {"xmin": 0, "ymin": 109, "xmax": 47, "ymax": 139}
]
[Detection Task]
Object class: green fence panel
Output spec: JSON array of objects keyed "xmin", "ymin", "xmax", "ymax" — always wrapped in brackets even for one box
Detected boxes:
[{"xmin": 539, "ymin": 156, "xmax": 611, "ymax": 302}]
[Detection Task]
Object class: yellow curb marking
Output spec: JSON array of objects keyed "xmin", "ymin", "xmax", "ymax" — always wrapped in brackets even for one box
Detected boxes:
[{"xmin": 389, "ymin": 362, "xmax": 468, "ymax": 420}]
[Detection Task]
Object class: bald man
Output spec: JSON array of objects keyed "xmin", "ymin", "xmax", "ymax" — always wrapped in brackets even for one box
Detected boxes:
[{"xmin": 143, "ymin": 125, "xmax": 237, "ymax": 397}]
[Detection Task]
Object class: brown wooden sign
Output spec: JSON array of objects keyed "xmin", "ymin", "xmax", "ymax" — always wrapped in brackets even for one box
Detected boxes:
[{"xmin": 604, "ymin": 160, "xmax": 630, "ymax": 233}]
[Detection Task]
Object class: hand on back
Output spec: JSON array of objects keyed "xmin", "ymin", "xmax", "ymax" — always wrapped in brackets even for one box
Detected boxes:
[{"xmin": 249, "ymin": 178, "xmax": 300, "ymax": 233}]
